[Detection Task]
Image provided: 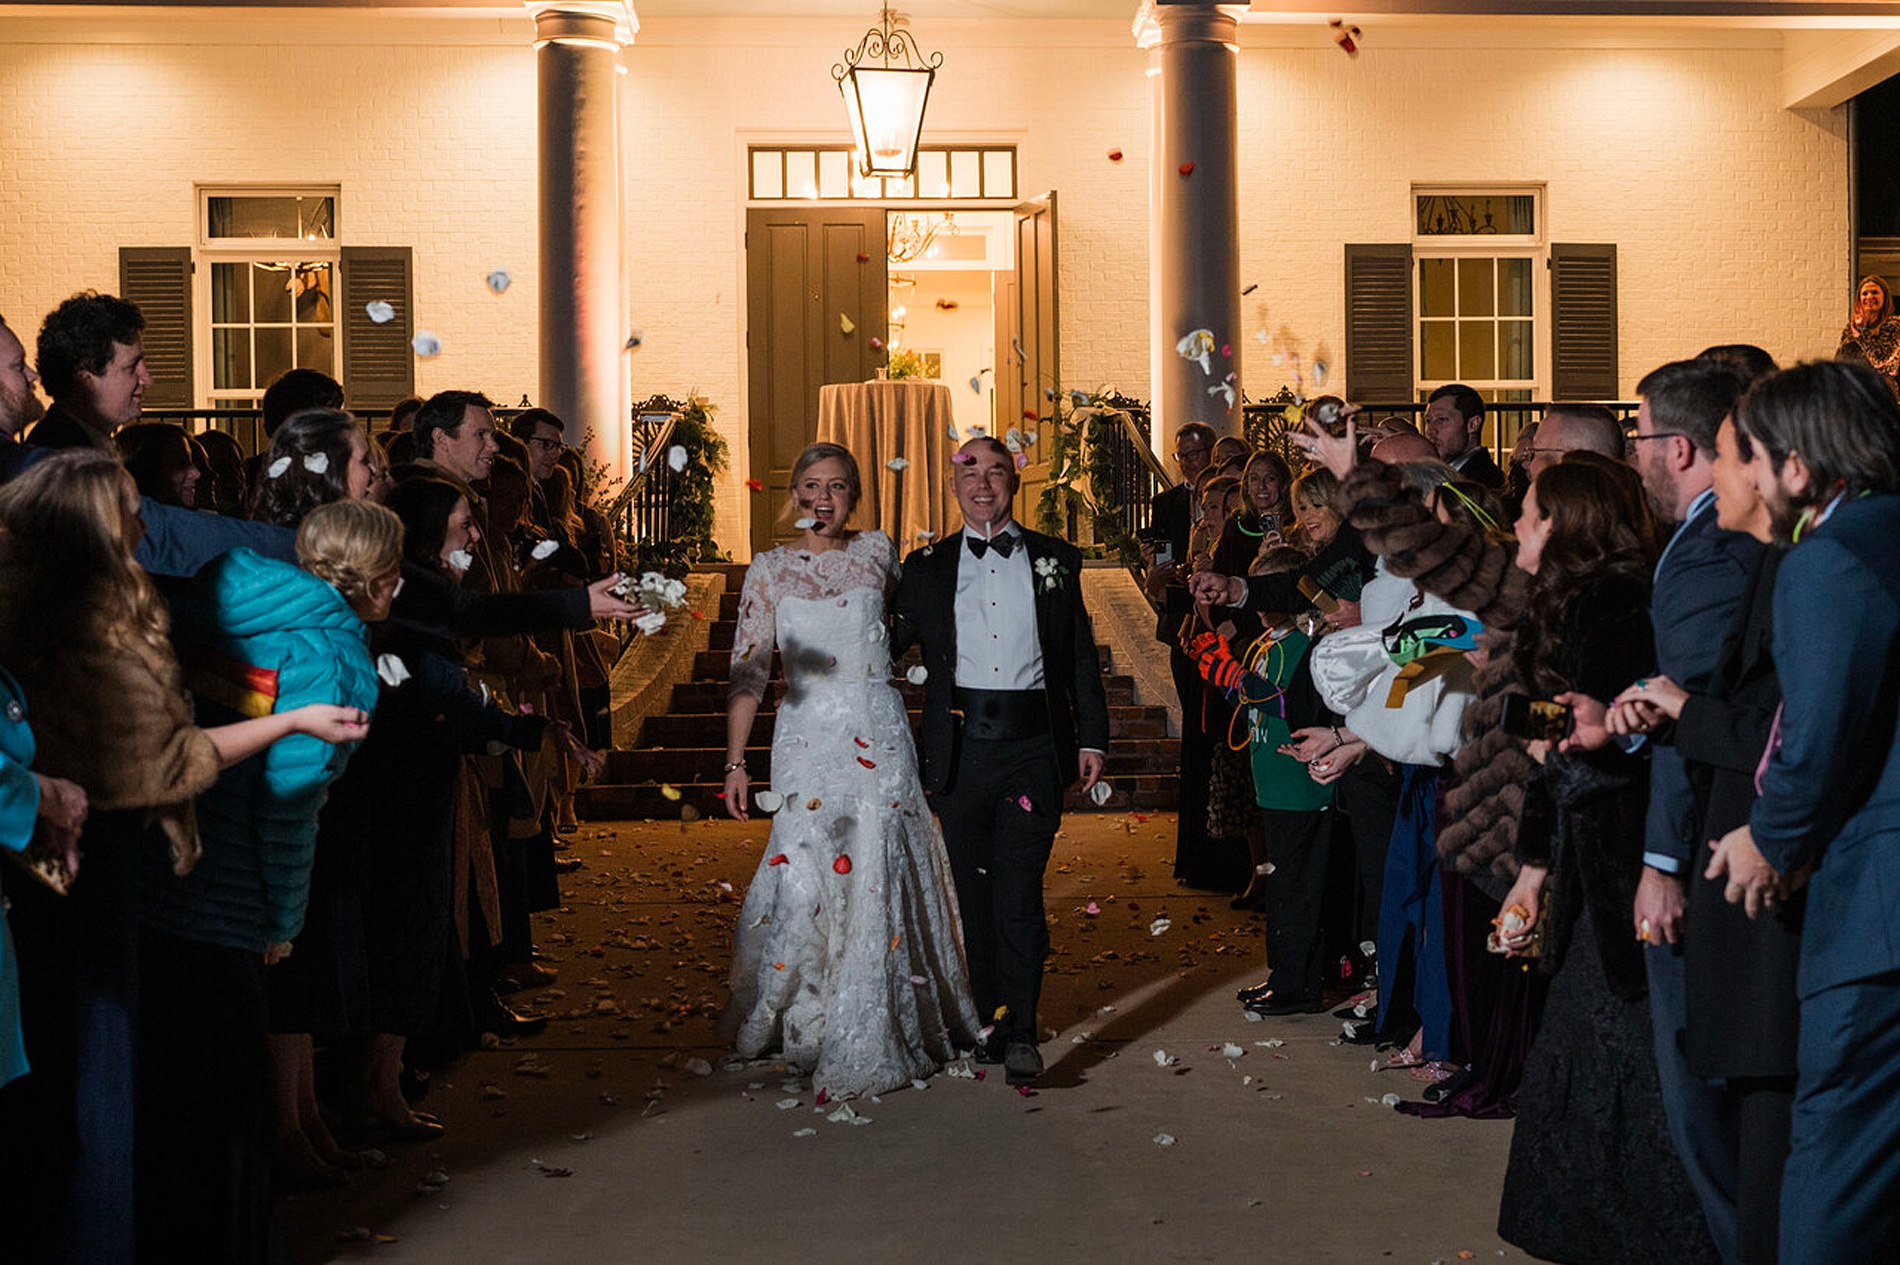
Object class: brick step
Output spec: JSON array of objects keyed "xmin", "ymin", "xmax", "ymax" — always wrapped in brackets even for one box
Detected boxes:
[
  {"xmin": 638, "ymin": 704, "xmax": 1171, "ymax": 749},
  {"xmin": 599, "ymin": 742, "xmax": 1177, "ymax": 787},
  {"xmin": 578, "ymin": 773, "xmax": 1179, "ymax": 821}
]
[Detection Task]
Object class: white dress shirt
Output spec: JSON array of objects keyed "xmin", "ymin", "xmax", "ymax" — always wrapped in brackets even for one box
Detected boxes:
[{"xmin": 954, "ymin": 526, "xmax": 1047, "ymax": 690}]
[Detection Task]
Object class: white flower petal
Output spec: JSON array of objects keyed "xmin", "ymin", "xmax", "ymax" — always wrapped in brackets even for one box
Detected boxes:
[
  {"xmin": 411, "ymin": 331, "xmax": 442, "ymax": 358},
  {"xmin": 624, "ymin": 331, "xmax": 644, "ymax": 351},
  {"xmin": 486, "ymin": 269, "xmax": 512, "ymax": 294},
  {"xmin": 365, "ymin": 300, "xmax": 395, "ymax": 324},
  {"xmin": 667, "ymin": 445, "xmax": 688, "ymax": 472},
  {"xmin": 266, "ymin": 456, "xmax": 292, "ymax": 479},
  {"xmin": 447, "ymin": 548, "xmax": 474, "ymax": 573},
  {"xmin": 905, "ymin": 665, "xmax": 927, "ymax": 685},
  {"xmin": 375, "ymin": 653, "xmax": 411, "ymax": 687},
  {"xmin": 302, "ymin": 452, "xmax": 329, "ymax": 475},
  {"xmin": 531, "ymin": 539, "xmax": 559, "ymax": 560},
  {"xmin": 1088, "ymin": 780, "xmax": 1114, "ymax": 806},
  {"xmin": 752, "ymin": 790, "xmax": 783, "ymax": 814},
  {"xmin": 794, "ymin": 517, "xmax": 816, "ymax": 530},
  {"xmin": 885, "ymin": 457, "xmax": 909, "ymax": 471}
]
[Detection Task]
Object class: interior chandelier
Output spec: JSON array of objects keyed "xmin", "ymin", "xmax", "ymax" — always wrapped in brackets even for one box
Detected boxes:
[
  {"xmin": 887, "ymin": 211, "xmax": 957, "ymax": 264},
  {"xmin": 833, "ymin": 6, "xmax": 942, "ymax": 179}
]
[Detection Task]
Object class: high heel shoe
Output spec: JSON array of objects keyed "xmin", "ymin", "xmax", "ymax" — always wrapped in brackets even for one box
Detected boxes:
[{"xmin": 1228, "ymin": 881, "xmax": 1267, "ymax": 912}]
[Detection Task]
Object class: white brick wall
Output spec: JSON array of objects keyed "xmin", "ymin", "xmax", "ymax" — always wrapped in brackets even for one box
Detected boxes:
[{"xmin": 0, "ymin": 16, "xmax": 1849, "ymax": 556}]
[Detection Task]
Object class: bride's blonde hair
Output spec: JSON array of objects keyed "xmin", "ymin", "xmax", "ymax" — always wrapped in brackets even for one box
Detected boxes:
[{"xmin": 779, "ymin": 442, "xmax": 861, "ymax": 528}]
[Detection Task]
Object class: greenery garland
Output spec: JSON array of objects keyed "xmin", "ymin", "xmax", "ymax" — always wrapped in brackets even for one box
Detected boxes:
[
  {"xmin": 631, "ymin": 395, "xmax": 729, "ymax": 575},
  {"xmin": 1032, "ymin": 387, "xmax": 1145, "ymax": 570}
]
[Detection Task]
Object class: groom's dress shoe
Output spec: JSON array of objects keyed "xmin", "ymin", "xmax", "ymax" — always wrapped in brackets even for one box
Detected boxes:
[
  {"xmin": 1004, "ymin": 1042, "xmax": 1043, "ymax": 1086},
  {"xmin": 1241, "ymin": 992, "xmax": 1323, "ymax": 1017}
]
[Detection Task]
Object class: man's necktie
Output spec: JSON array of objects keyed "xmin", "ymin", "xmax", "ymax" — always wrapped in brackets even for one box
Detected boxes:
[{"xmin": 968, "ymin": 534, "xmax": 1016, "ymax": 559}]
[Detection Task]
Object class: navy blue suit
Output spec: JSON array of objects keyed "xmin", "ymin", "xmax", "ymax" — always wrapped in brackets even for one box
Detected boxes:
[
  {"xmin": 1748, "ymin": 493, "xmax": 1900, "ymax": 1263},
  {"xmin": 1643, "ymin": 495, "xmax": 1763, "ymax": 1261}
]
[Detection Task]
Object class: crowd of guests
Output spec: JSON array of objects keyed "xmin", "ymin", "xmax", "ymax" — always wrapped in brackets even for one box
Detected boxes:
[
  {"xmin": 1148, "ymin": 337, "xmax": 1900, "ymax": 1262},
  {"xmin": 0, "ymin": 291, "xmax": 641, "ymax": 1261}
]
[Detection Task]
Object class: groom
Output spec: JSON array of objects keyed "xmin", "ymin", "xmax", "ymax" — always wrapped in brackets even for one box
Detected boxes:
[{"xmin": 891, "ymin": 437, "xmax": 1110, "ymax": 1086}]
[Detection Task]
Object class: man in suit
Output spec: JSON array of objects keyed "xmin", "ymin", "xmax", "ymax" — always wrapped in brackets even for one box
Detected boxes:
[
  {"xmin": 1422, "ymin": 383, "xmax": 1504, "ymax": 490},
  {"xmin": 891, "ymin": 437, "xmax": 1110, "ymax": 1087},
  {"xmin": 0, "ymin": 315, "xmax": 46, "ymax": 482},
  {"xmin": 26, "ymin": 292, "xmax": 149, "ymax": 453},
  {"xmin": 1625, "ymin": 357, "xmax": 1765, "ymax": 1260},
  {"xmin": 1142, "ymin": 423, "xmax": 1219, "ymax": 887},
  {"xmin": 1707, "ymin": 359, "xmax": 1900, "ymax": 1263}
]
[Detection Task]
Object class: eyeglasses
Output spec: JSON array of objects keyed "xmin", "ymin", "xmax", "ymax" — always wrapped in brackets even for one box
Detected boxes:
[
  {"xmin": 1627, "ymin": 431, "xmax": 1687, "ymax": 443},
  {"xmin": 524, "ymin": 436, "xmax": 563, "ymax": 450}
]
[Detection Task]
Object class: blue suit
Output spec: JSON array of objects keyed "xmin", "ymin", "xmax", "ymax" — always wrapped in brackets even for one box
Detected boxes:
[
  {"xmin": 1644, "ymin": 493, "xmax": 1763, "ymax": 1262},
  {"xmin": 1748, "ymin": 493, "xmax": 1900, "ymax": 1263}
]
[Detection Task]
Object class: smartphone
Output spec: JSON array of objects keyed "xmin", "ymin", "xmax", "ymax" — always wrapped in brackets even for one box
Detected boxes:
[
  {"xmin": 1501, "ymin": 694, "xmax": 1573, "ymax": 742},
  {"xmin": 1152, "ymin": 539, "xmax": 1175, "ymax": 568}
]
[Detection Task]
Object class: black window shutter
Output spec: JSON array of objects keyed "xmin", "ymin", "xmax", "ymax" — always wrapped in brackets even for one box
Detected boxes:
[
  {"xmin": 338, "ymin": 246, "xmax": 415, "ymax": 408},
  {"xmin": 119, "ymin": 247, "xmax": 193, "ymax": 409},
  {"xmin": 1344, "ymin": 243, "xmax": 1413, "ymax": 402},
  {"xmin": 1550, "ymin": 243, "xmax": 1618, "ymax": 399}
]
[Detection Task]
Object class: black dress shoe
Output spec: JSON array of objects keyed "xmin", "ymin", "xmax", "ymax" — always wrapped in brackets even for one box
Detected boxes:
[
  {"xmin": 1004, "ymin": 1042, "xmax": 1043, "ymax": 1087},
  {"xmin": 479, "ymin": 995, "xmax": 548, "ymax": 1037},
  {"xmin": 1241, "ymin": 992, "xmax": 1323, "ymax": 1017},
  {"xmin": 1235, "ymin": 979, "xmax": 1276, "ymax": 1005}
]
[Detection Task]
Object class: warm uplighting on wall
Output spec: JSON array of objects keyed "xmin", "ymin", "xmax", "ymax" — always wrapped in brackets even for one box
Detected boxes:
[{"xmin": 833, "ymin": 7, "xmax": 942, "ymax": 179}]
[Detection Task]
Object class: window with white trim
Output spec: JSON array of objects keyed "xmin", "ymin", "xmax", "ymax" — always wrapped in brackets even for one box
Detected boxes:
[
  {"xmin": 1413, "ymin": 186, "xmax": 1544, "ymax": 404},
  {"xmin": 197, "ymin": 187, "xmax": 340, "ymax": 407}
]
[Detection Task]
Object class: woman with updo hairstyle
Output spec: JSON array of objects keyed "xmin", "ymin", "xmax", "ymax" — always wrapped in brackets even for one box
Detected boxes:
[
  {"xmin": 137, "ymin": 498, "xmax": 388, "ymax": 1254},
  {"xmin": 248, "ymin": 407, "xmax": 377, "ymax": 527},
  {"xmin": 0, "ymin": 450, "xmax": 368, "ymax": 1260}
]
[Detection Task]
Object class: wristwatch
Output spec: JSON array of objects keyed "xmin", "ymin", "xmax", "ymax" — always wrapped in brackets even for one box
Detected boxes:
[{"xmin": 723, "ymin": 761, "xmax": 747, "ymax": 774}]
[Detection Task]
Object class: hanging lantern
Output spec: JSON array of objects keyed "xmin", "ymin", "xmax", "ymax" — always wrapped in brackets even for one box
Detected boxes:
[{"xmin": 833, "ymin": 7, "xmax": 942, "ymax": 179}]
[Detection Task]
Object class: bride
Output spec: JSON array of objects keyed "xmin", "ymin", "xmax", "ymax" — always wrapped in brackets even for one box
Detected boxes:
[{"xmin": 721, "ymin": 443, "xmax": 981, "ymax": 1097}]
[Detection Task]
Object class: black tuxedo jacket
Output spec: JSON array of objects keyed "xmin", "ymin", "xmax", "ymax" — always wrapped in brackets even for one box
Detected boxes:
[
  {"xmin": 891, "ymin": 526, "xmax": 1111, "ymax": 795},
  {"xmin": 24, "ymin": 404, "xmax": 112, "ymax": 453},
  {"xmin": 1451, "ymin": 445, "xmax": 1505, "ymax": 491}
]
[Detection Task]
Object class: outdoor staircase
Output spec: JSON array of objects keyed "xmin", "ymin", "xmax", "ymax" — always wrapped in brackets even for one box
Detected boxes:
[{"xmin": 578, "ymin": 563, "xmax": 1179, "ymax": 820}]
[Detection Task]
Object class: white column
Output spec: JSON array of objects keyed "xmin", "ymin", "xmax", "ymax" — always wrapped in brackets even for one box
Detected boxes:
[
  {"xmin": 530, "ymin": 2, "xmax": 637, "ymax": 483},
  {"xmin": 1136, "ymin": 2, "xmax": 1242, "ymax": 451}
]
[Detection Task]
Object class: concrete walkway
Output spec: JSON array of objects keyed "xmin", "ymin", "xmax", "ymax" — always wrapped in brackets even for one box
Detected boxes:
[{"xmin": 285, "ymin": 814, "xmax": 1520, "ymax": 1264}]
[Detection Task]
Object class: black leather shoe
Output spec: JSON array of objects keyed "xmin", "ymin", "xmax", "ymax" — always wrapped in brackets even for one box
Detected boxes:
[
  {"xmin": 1235, "ymin": 979, "xmax": 1276, "ymax": 1005},
  {"xmin": 479, "ymin": 995, "xmax": 548, "ymax": 1037},
  {"xmin": 1004, "ymin": 1042, "xmax": 1043, "ymax": 1086},
  {"xmin": 1241, "ymin": 992, "xmax": 1323, "ymax": 1017}
]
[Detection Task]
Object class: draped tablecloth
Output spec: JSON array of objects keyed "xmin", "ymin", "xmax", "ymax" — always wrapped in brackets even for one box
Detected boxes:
[{"xmin": 816, "ymin": 379, "xmax": 957, "ymax": 550}]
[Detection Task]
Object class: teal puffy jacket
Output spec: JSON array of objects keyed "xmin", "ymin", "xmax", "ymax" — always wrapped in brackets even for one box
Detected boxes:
[{"xmin": 145, "ymin": 548, "xmax": 379, "ymax": 953}]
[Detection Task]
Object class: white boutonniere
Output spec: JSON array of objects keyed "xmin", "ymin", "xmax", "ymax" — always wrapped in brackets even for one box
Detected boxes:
[{"xmin": 1034, "ymin": 555, "xmax": 1070, "ymax": 595}]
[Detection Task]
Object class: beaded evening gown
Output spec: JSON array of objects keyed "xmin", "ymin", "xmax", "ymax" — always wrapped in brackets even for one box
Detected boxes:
[{"xmin": 722, "ymin": 531, "xmax": 981, "ymax": 1098}]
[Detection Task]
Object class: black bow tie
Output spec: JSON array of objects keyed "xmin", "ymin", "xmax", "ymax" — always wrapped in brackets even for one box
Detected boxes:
[{"xmin": 967, "ymin": 533, "xmax": 1017, "ymax": 559}]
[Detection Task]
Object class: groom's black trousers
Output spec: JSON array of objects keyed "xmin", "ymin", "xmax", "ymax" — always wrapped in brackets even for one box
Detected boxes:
[{"xmin": 930, "ymin": 734, "xmax": 1064, "ymax": 1045}]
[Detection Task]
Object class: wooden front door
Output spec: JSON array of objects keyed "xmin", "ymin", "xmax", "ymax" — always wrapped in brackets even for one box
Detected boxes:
[
  {"xmin": 744, "ymin": 206, "xmax": 888, "ymax": 555},
  {"xmin": 999, "ymin": 193, "xmax": 1058, "ymax": 528}
]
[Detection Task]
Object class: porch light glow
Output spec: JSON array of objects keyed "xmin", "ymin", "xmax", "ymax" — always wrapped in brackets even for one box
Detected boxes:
[{"xmin": 833, "ymin": 7, "xmax": 942, "ymax": 179}]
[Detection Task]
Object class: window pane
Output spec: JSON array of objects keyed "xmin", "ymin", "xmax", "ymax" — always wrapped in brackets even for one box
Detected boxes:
[
  {"xmin": 211, "ymin": 262, "xmax": 248, "ymax": 324},
  {"xmin": 818, "ymin": 149, "xmax": 850, "ymax": 199},
  {"xmin": 1419, "ymin": 259, "xmax": 1455, "ymax": 318},
  {"xmin": 751, "ymin": 150, "xmax": 782, "ymax": 199},
  {"xmin": 1415, "ymin": 192, "xmax": 1535, "ymax": 236},
  {"xmin": 982, "ymin": 149, "xmax": 1013, "ymax": 198},
  {"xmin": 1498, "ymin": 258, "xmax": 1533, "ymax": 317},
  {"xmin": 293, "ymin": 263, "xmax": 333, "ymax": 325},
  {"xmin": 206, "ymin": 195, "xmax": 334, "ymax": 240},
  {"xmin": 297, "ymin": 326, "xmax": 335, "ymax": 376},
  {"xmin": 1500, "ymin": 320, "xmax": 1534, "ymax": 379},
  {"xmin": 212, "ymin": 328, "xmax": 252, "ymax": 391},
  {"xmin": 1460, "ymin": 320, "xmax": 1496, "ymax": 380},
  {"xmin": 1421, "ymin": 321, "xmax": 1456, "ymax": 380},
  {"xmin": 253, "ymin": 263, "xmax": 291, "ymax": 324},
  {"xmin": 254, "ymin": 327, "xmax": 292, "ymax": 388},
  {"xmin": 1458, "ymin": 258, "xmax": 1495, "ymax": 317},
  {"xmin": 787, "ymin": 151, "xmax": 818, "ymax": 200},
  {"xmin": 920, "ymin": 150, "xmax": 951, "ymax": 199},
  {"xmin": 950, "ymin": 149, "xmax": 981, "ymax": 198}
]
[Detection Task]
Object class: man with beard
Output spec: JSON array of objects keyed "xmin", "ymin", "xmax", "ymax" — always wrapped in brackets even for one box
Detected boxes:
[
  {"xmin": 1623, "ymin": 357, "xmax": 1765, "ymax": 1259},
  {"xmin": 0, "ymin": 316, "xmax": 46, "ymax": 480}
]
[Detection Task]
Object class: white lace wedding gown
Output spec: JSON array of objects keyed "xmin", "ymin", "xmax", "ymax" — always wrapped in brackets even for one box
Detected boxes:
[{"xmin": 723, "ymin": 530, "xmax": 982, "ymax": 1097}]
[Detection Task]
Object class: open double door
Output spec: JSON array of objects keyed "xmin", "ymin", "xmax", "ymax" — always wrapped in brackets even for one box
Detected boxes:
[{"xmin": 744, "ymin": 195, "xmax": 1057, "ymax": 556}]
